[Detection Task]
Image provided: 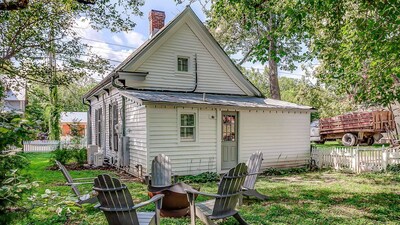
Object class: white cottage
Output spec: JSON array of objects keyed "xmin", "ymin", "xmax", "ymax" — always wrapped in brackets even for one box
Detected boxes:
[{"xmin": 83, "ymin": 7, "xmax": 313, "ymax": 177}]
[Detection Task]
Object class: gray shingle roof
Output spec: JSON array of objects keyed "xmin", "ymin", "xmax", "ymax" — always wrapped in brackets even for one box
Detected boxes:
[{"xmin": 120, "ymin": 90, "xmax": 313, "ymax": 110}]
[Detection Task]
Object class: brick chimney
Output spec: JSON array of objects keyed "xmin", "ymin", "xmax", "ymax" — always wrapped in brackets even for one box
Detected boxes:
[{"xmin": 149, "ymin": 10, "xmax": 166, "ymax": 37}]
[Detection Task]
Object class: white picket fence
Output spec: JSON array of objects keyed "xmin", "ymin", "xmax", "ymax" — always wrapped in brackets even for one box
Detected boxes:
[
  {"xmin": 23, "ymin": 140, "xmax": 60, "ymax": 152},
  {"xmin": 311, "ymin": 146, "xmax": 400, "ymax": 173},
  {"xmin": 23, "ymin": 139, "xmax": 87, "ymax": 152}
]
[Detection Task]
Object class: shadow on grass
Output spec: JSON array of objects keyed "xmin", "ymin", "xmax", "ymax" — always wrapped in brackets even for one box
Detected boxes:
[{"xmin": 255, "ymin": 186, "xmax": 400, "ymax": 224}]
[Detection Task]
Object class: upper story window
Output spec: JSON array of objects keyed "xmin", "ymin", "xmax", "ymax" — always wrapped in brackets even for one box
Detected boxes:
[{"xmin": 177, "ymin": 57, "xmax": 189, "ymax": 72}]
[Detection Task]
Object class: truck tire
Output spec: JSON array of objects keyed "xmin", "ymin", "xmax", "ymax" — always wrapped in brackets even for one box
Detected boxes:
[
  {"xmin": 342, "ymin": 133, "xmax": 357, "ymax": 146},
  {"xmin": 367, "ymin": 137, "xmax": 374, "ymax": 146}
]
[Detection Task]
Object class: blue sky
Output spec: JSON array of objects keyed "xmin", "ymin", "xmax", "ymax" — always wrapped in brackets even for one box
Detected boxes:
[{"xmin": 75, "ymin": 0, "xmax": 307, "ymax": 80}]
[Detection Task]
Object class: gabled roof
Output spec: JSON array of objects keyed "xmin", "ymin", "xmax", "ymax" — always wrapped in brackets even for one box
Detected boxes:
[
  {"xmin": 84, "ymin": 6, "xmax": 262, "ymax": 99},
  {"xmin": 120, "ymin": 90, "xmax": 313, "ymax": 110}
]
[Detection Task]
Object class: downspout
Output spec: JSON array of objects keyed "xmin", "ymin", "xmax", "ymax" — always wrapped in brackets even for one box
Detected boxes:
[
  {"xmin": 82, "ymin": 98, "xmax": 92, "ymax": 146},
  {"xmin": 122, "ymin": 96, "xmax": 126, "ymax": 137},
  {"xmin": 121, "ymin": 95, "xmax": 127, "ymax": 169},
  {"xmin": 190, "ymin": 53, "xmax": 198, "ymax": 92}
]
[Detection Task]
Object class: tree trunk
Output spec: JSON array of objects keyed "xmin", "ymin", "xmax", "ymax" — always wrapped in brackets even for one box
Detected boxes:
[
  {"xmin": 48, "ymin": 84, "xmax": 60, "ymax": 140},
  {"xmin": 268, "ymin": 14, "xmax": 281, "ymax": 100}
]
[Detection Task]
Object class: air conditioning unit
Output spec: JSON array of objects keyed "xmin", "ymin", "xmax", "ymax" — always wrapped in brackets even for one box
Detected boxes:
[
  {"xmin": 93, "ymin": 152, "xmax": 104, "ymax": 167},
  {"xmin": 87, "ymin": 145, "xmax": 98, "ymax": 165}
]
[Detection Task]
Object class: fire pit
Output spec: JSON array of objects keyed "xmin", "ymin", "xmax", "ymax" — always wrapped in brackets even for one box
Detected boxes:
[{"xmin": 148, "ymin": 182, "xmax": 198, "ymax": 218}]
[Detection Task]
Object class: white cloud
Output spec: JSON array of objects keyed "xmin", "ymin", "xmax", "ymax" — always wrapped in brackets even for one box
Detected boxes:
[
  {"xmin": 122, "ymin": 31, "xmax": 146, "ymax": 48},
  {"xmin": 111, "ymin": 35, "xmax": 123, "ymax": 45},
  {"xmin": 89, "ymin": 41, "xmax": 132, "ymax": 63}
]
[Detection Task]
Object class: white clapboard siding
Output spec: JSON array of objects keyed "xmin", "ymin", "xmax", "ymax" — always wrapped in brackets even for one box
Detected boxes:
[
  {"xmin": 125, "ymin": 99, "xmax": 148, "ymax": 176},
  {"xmin": 147, "ymin": 105, "xmax": 217, "ymax": 175},
  {"xmin": 239, "ymin": 110, "xmax": 310, "ymax": 169},
  {"xmin": 129, "ymin": 24, "xmax": 246, "ymax": 95},
  {"xmin": 89, "ymin": 88, "xmax": 122, "ymax": 160},
  {"xmin": 23, "ymin": 140, "xmax": 59, "ymax": 152}
]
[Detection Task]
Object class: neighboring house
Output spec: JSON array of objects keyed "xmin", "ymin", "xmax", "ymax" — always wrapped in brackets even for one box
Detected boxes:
[
  {"xmin": 83, "ymin": 7, "xmax": 313, "ymax": 177},
  {"xmin": 60, "ymin": 112, "xmax": 87, "ymax": 139},
  {"xmin": 1, "ymin": 78, "xmax": 26, "ymax": 114}
]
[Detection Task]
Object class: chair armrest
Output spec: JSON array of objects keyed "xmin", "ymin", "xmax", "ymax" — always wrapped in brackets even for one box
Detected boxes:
[
  {"xmin": 185, "ymin": 189, "xmax": 241, "ymax": 199},
  {"xmin": 73, "ymin": 177, "xmax": 97, "ymax": 181},
  {"xmin": 66, "ymin": 181, "xmax": 93, "ymax": 186},
  {"xmin": 131, "ymin": 194, "xmax": 164, "ymax": 210}
]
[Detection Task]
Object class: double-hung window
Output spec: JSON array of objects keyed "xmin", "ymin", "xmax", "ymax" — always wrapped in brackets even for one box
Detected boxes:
[
  {"xmin": 180, "ymin": 113, "xmax": 196, "ymax": 142},
  {"xmin": 177, "ymin": 57, "xmax": 189, "ymax": 72}
]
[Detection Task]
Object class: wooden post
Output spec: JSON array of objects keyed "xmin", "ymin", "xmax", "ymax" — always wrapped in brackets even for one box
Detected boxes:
[{"xmin": 187, "ymin": 193, "xmax": 196, "ymax": 225}]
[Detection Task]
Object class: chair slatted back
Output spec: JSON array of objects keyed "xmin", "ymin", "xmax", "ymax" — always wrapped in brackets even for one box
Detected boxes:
[
  {"xmin": 212, "ymin": 163, "xmax": 247, "ymax": 216},
  {"xmin": 243, "ymin": 151, "xmax": 263, "ymax": 189},
  {"xmin": 55, "ymin": 160, "xmax": 81, "ymax": 197},
  {"xmin": 151, "ymin": 154, "xmax": 172, "ymax": 187},
  {"xmin": 94, "ymin": 174, "xmax": 139, "ymax": 225}
]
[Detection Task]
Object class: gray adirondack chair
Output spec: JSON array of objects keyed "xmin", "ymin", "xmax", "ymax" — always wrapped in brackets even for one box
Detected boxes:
[
  {"xmin": 186, "ymin": 163, "xmax": 248, "ymax": 225},
  {"xmin": 147, "ymin": 154, "xmax": 177, "ymax": 187},
  {"xmin": 55, "ymin": 160, "xmax": 98, "ymax": 204},
  {"xmin": 242, "ymin": 151, "xmax": 267, "ymax": 201},
  {"xmin": 94, "ymin": 174, "xmax": 164, "ymax": 225}
]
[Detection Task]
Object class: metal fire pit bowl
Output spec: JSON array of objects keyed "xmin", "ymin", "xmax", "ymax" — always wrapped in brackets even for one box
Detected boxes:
[{"xmin": 148, "ymin": 182, "xmax": 199, "ymax": 218}]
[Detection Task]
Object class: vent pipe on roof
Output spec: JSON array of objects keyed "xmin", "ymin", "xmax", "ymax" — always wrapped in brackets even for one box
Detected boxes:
[{"xmin": 149, "ymin": 10, "xmax": 165, "ymax": 37}]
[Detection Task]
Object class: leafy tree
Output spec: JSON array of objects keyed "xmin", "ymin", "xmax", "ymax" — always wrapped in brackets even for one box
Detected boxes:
[
  {"xmin": 300, "ymin": 0, "xmax": 400, "ymax": 106},
  {"xmin": 0, "ymin": 0, "xmax": 144, "ymax": 139},
  {"xmin": 242, "ymin": 67, "xmax": 269, "ymax": 95},
  {"xmin": 204, "ymin": 0, "xmax": 309, "ymax": 99},
  {"xmin": 58, "ymin": 76, "xmax": 97, "ymax": 112},
  {"xmin": 25, "ymin": 75, "xmax": 97, "ymax": 137},
  {"xmin": 243, "ymin": 67, "xmax": 356, "ymax": 120}
]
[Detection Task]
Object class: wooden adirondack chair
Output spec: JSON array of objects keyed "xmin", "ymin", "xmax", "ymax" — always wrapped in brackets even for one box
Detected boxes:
[
  {"xmin": 55, "ymin": 160, "xmax": 98, "ymax": 204},
  {"xmin": 242, "ymin": 151, "xmax": 268, "ymax": 201},
  {"xmin": 186, "ymin": 163, "xmax": 248, "ymax": 225},
  {"xmin": 94, "ymin": 174, "xmax": 164, "ymax": 225},
  {"xmin": 147, "ymin": 154, "xmax": 177, "ymax": 187}
]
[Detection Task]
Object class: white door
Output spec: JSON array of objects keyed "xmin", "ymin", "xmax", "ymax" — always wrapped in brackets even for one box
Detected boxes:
[{"xmin": 221, "ymin": 111, "xmax": 238, "ymax": 170}]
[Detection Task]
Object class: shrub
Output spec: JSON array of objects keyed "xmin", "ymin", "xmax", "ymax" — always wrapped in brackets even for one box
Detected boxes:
[
  {"xmin": 178, "ymin": 172, "xmax": 220, "ymax": 183},
  {"xmin": 72, "ymin": 148, "xmax": 87, "ymax": 166},
  {"xmin": 263, "ymin": 167, "xmax": 309, "ymax": 176},
  {"xmin": 0, "ymin": 112, "xmax": 38, "ymax": 222},
  {"xmin": 387, "ymin": 164, "xmax": 400, "ymax": 173},
  {"xmin": 51, "ymin": 148, "xmax": 87, "ymax": 166},
  {"xmin": 51, "ymin": 148, "xmax": 72, "ymax": 165}
]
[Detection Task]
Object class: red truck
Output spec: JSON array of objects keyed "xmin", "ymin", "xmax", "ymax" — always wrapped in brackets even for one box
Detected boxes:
[{"xmin": 313, "ymin": 111, "xmax": 395, "ymax": 146}]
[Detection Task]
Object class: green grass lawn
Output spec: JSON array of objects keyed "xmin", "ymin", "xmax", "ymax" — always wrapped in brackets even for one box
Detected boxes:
[{"xmin": 7, "ymin": 153, "xmax": 400, "ymax": 225}]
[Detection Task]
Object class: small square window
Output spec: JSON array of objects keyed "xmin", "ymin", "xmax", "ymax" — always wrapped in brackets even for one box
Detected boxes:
[
  {"xmin": 177, "ymin": 57, "xmax": 189, "ymax": 72},
  {"xmin": 180, "ymin": 113, "xmax": 195, "ymax": 141}
]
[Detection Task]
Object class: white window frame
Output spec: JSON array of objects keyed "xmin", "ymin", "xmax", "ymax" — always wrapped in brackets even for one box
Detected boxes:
[
  {"xmin": 175, "ymin": 53, "xmax": 192, "ymax": 74},
  {"xmin": 178, "ymin": 108, "xmax": 198, "ymax": 143}
]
